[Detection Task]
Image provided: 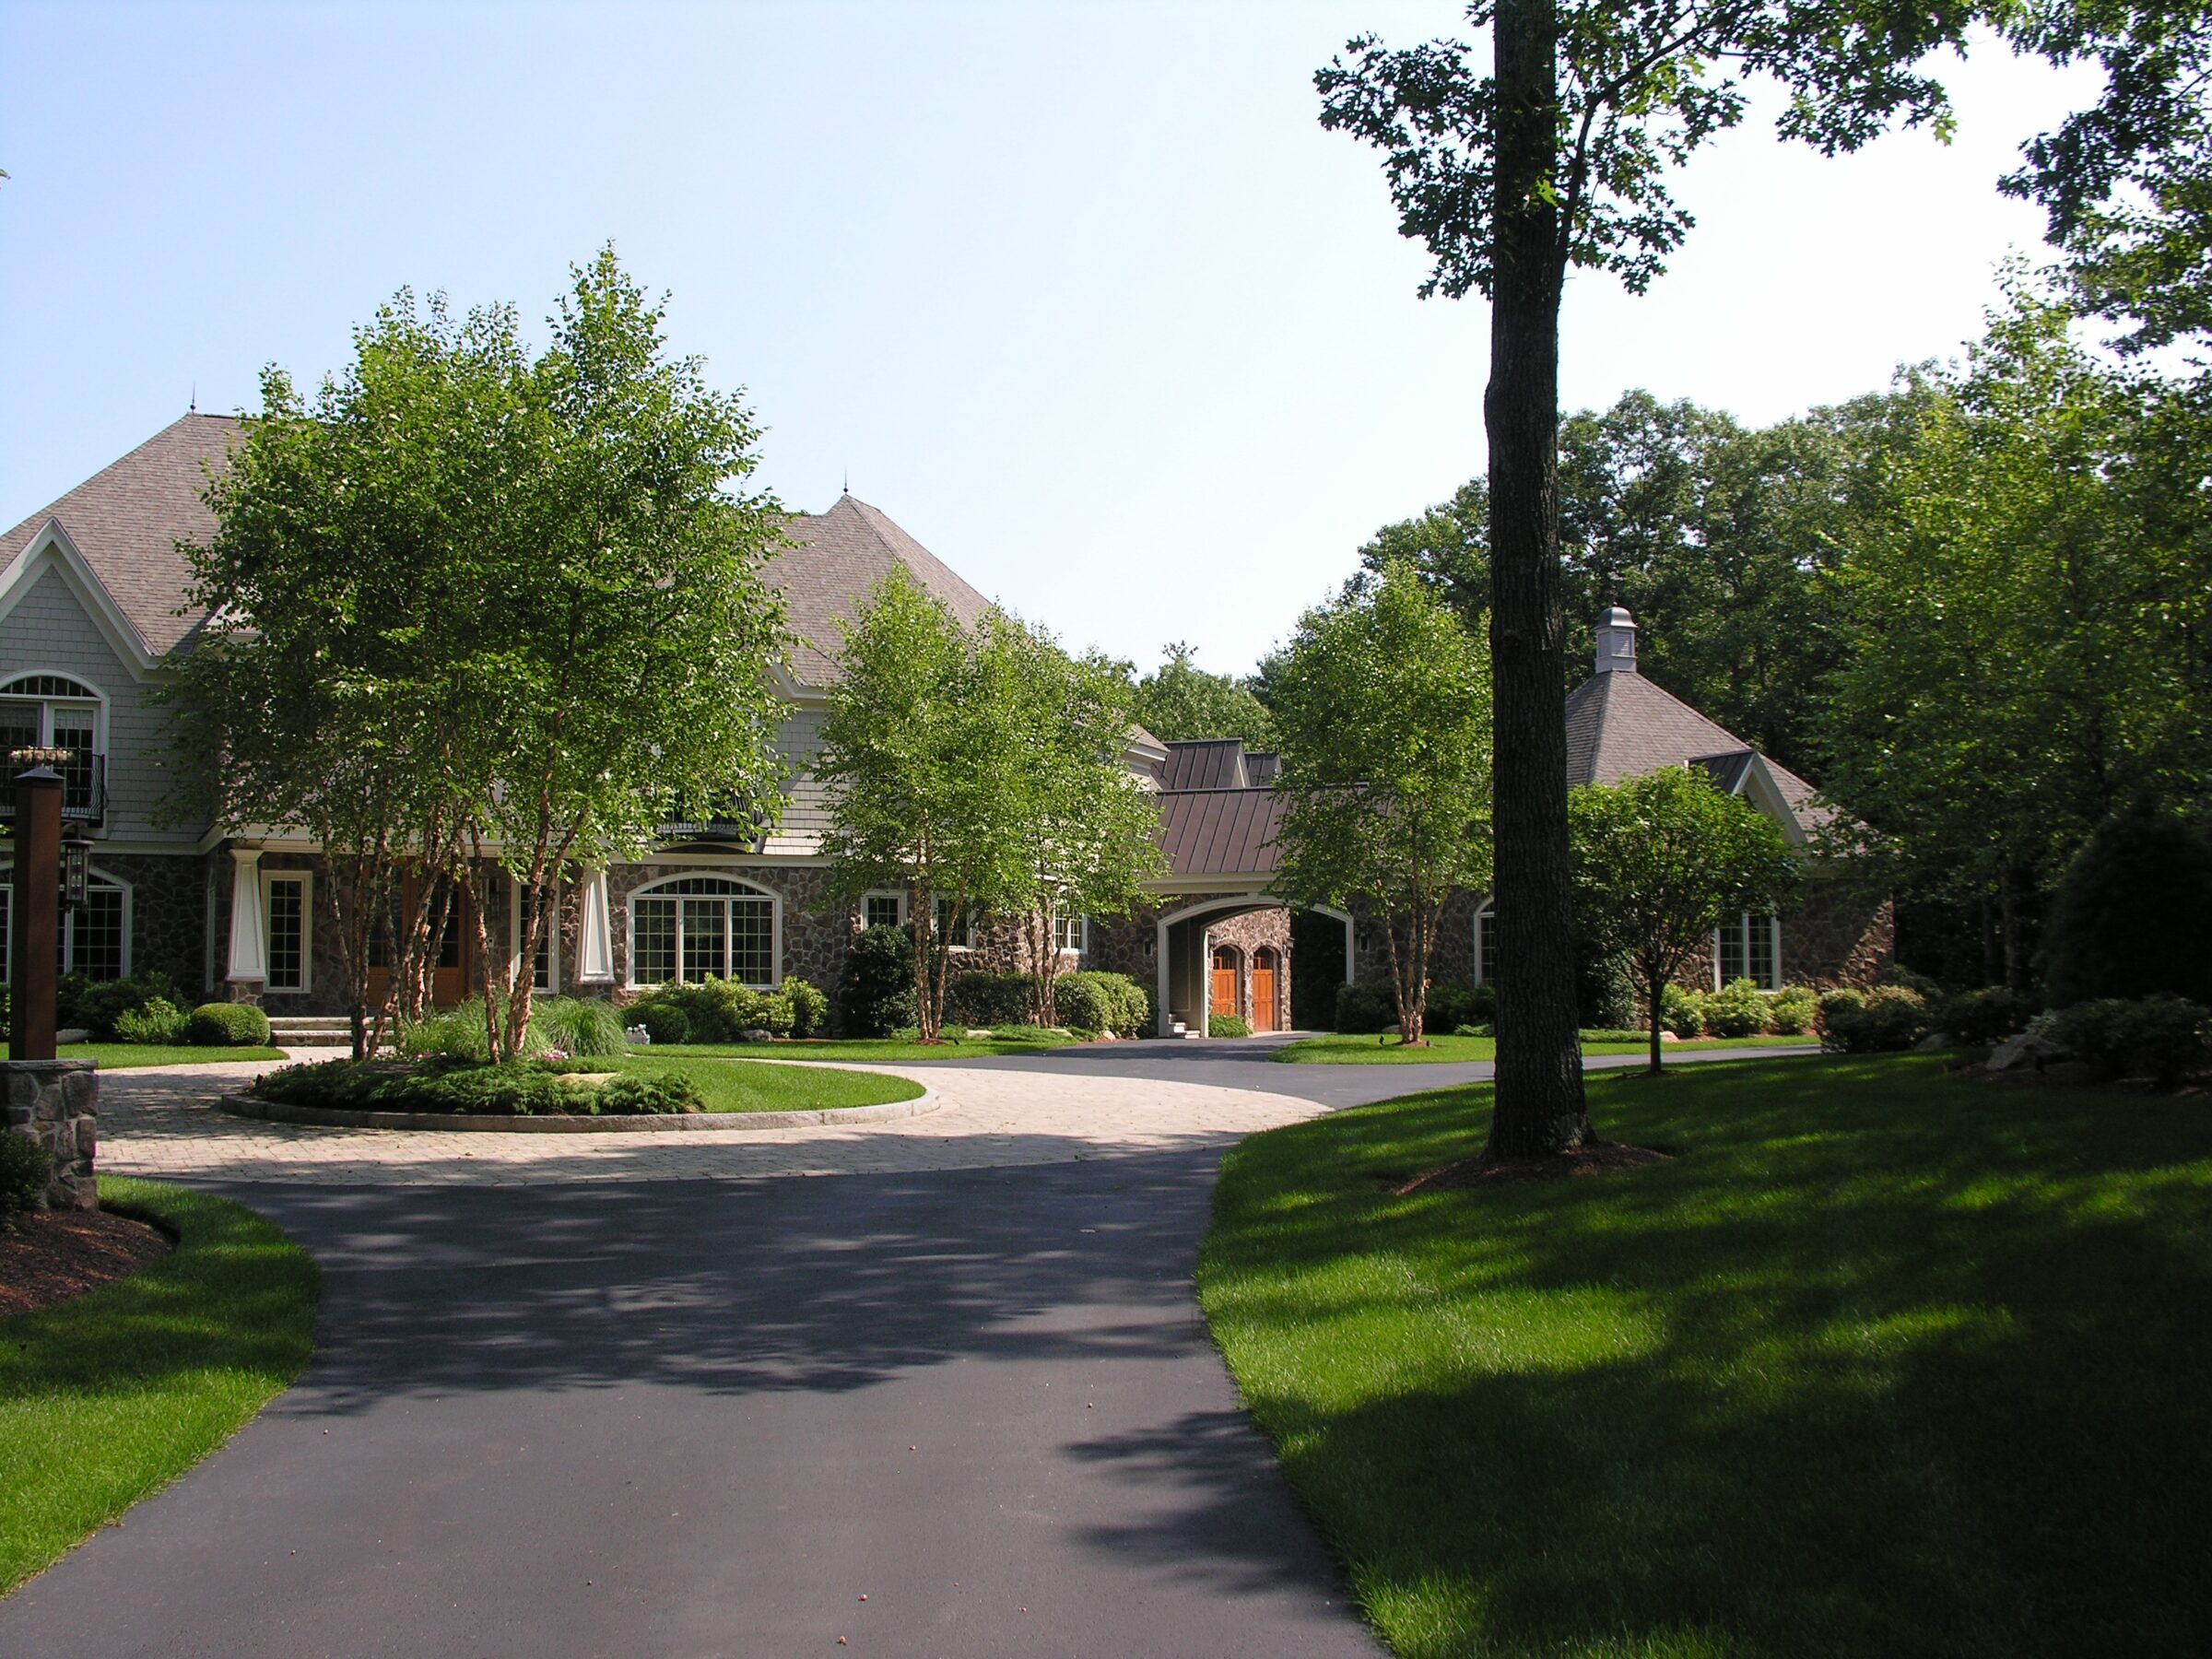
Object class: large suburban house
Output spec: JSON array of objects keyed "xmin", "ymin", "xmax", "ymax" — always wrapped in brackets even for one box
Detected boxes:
[{"xmin": 0, "ymin": 416, "xmax": 1883, "ymax": 1040}]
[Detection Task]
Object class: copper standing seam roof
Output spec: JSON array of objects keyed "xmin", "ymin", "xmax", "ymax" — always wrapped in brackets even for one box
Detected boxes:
[{"xmin": 1154, "ymin": 787, "xmax": 1285, "ymax": 877}]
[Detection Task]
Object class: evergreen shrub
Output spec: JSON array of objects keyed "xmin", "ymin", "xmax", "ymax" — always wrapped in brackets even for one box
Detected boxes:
[
  {"xmin": 1703, "ymin": 978, "xmax": 1771, "ymax": 1038},
  {"xmin": 1055, "ymin": 971, "xmax": 1148, "ymax": 1036},
  {"xmin": 2042, "ymin": 806, "xmax": 2212, "ymax": 1006},
  {"xmin": 1937, "ymin": 986, "xmax": 2036, "ymax": 1046},
  {"xmin": 1660, "ymin": 983, "xmax": 1708, "ymax": 1038},
  {"xmin": 2041, "ymin": 996, "xmax": 2210, "ymax": 1085},
  {"xmin": 1821, "ymin": 985, "xmax": 1931, "ymax": 1053},
  {"xmin": 839, "ymin": 924, "xmax": 916, "ymax": 1037},
  {"xmin": 188, "ymin": 1002, "xmax": 273, "ymax": 1047},
  {"xmin": 945, "ymin": 972, "xmax": 1030, "ymax": 1029},
  {"xmin": 1768, "ymin": 986, "xmax": 1819, "ymax": 1036},
  {"xmin": 0, "ymin": 1131, "xmax": 52, "ymax": 1227}
]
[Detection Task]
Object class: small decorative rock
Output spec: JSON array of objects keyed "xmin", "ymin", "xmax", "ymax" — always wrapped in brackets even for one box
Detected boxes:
[{"xmin": 739, "ymin": 1028, "xmax": 773, "ymax": 1043}]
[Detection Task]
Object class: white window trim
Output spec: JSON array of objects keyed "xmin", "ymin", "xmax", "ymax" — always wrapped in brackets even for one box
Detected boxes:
[
  {"xmin": 1712, "ymin": 912, "xmax": 1783, "ymax": 992},
  {"xmin": 511, "ymin": 875, "xmax": 561, "ymax": 994},
  {"xmin": 860, "ymin": 888, "xmax": 909, "ymax": 931},
  {"xmin": 625, "ymin": 872, "xmax": 782, "ymax": 990},
  {"xmin": 0, "ymin": 863, "xmax": 133, "ymax": 979},
  {"xmin": 0, "ymin": 668, "xmax": 109, "ymax": 752},
  {"xmin": 262, "ymin": 869, "xmax": 313, "ymax": 995},
  {"xmin": 1473, "ymin": 900, "xmax": 1497, "ymax": 986},
  {"xmin": 933, "ymin": 897, "xmax": 978, "ymax": 952},
  {"xmin": 1053, "ymin": 912, "xmax": 1088, "ymax": 956}
]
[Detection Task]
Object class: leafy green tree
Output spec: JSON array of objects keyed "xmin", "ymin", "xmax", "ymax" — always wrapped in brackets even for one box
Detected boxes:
[
  {"xmin": 1132, "ymin": 643, "xmax": 1277, "ymax": 747},
  {"xmin": 1318, "ymin": 0, "xmax": 1974, "ymax": 1154},
  {"xmin": 1817, "ymin": 281, "xmax": 2212, "ymax": 982},
  {"xmin": 817, "ymin": 572, "xmax": 1025, "ymax": 1042},
  {"xmin": 1270, "ymin": 561, "xmax": 1493, "ymax": 1047},
  {"xmin": 174, "ymin": 253, "xmax": 789, "ymax": 1062},
  {"xmin": 1570, "ymin": 768, "xmax": 1799, "ymax": 1076},
  {"xmin": 1005, "ymin": 629, "xmax": 1168, "ymax": 1026}
]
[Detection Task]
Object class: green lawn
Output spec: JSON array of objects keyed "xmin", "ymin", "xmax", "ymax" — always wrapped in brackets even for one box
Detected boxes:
[
  {"xmin": 1, "ymin": 1179, "xmax": 318, "ymax": 1594},
  {"xmin": 1199, "ymin": 1055, "xmax": 2211, "ymax": 1657},
  {"xmin": 0, "ymin": 1043, "xmax": 287, "ymax": 1068},
  {"xmin": 601, "ymin": 1053, "xmax": 924, "ymax": 1112},
  {"xmin": 1273, "ymin": 1030, "xmax": 1820, "ymax": 1064},
  {"xmin": 640, "ymin": 1032, "xmax": 1082, "ymax": 1064}
]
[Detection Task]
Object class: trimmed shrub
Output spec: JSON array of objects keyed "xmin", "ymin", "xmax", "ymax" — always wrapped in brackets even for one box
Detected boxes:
[
  {"xmin": 2042, "ymin": 804, "xmax": 2212, "ymax": 1007},
  {"xmin": 1660, "ymin": 983, "xmax": 1707, "ymax": 1039},
  {"xmin": 1822, "ymin": 985, "xmax": 1931, "ymax": 1053},
  {"xmin": 627, "ymin": 979, "xmax": 794, "ymax": 1043},
  {"xmin": 1937, "ymin": 986, "xmax": 2036, "ymax": 1046},
  {"xmin": 1, "ymin": 1131, "xmax": 52, "ymax": 1227},
  {"xmin": 535, "ymin": 996, "xmax": 628, "ymax": 1058},
  {"xmin": 112, "ymin": 996, "xmax": 190, "ymax": 1045},
  {"xmin": 1208, "ymin": 1013, "xmax": 1252, "ymax": 1038},
  {"xmin": 59, "ymin": 971, "xmax": 182, "ymax": 1041},
  {"xmin": 1703, "ymin": 978, "xmax": 1771, "ymax": 1039},
  {"xmin": 1056, "ymin": 971, "xmax": 1149, "ymax": 1036},
  {"xmin": 840, "ymin": 924, "xmax": 917, "ymax": 1037},
  {"xmin": 2043, "ymin": 995, "xmax": 2211, "ymax": 1085},
  {"xmin": 253, "ymin": 1057, "xmax": 706, "ymax": 1115},
  {"xmin": 1426, "ymin": 981, "xmax": 1479, "ymax": 1034},
  {"xmin": 188, "ymin": 1001, "xmax": 272, "ymax": 1047},
  {"xmin": 1334, "ymin": 977, "xmax": 1401, "ymax": 1034},
  {"xmin": 782, "ymin": 976, "xmax": 830, "ymax": 1039},
  {"xmin": 945, "ymin": 972, "xmax": 1030, "ymax": 1029},
  {"xmin": 626, "ymin": 999, "xmax": 688, "ymax": 1045},
  {"xmin": 1576, "ymin": 949, "xmax": 1641, "ymax": 1030},
  {"xmin": 1768, "ymin": 986, "xmax": 1819, "ymax": 1036}
]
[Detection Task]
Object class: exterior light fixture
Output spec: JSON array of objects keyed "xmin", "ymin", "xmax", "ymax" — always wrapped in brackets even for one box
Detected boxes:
[{"xmin": 61, "ymin": 830, "xmax": 92, "ymax": 912}]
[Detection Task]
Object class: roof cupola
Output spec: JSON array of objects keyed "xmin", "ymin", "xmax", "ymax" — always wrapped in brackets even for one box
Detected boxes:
[{"xmin": 1594, "ymin": 606, "xmax": 1638, "ymax": 674}]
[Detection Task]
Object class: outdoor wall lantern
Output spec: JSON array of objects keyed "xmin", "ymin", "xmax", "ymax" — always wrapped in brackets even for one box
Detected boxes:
[{"xmin": 61, "ymin": 830, "xmax": 92, "ymax": 912}]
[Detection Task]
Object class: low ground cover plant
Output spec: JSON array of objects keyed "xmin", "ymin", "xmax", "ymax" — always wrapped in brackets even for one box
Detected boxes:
[
  {"xmin": 255, "ymin": 1057, "xmax": 703, "ymax": 1116},
  {"xmin": 1200, "ymin": 1055, "xmax": 2212, "ymax": 1656},
  {"xmin": 1208, "ymin": 1014, "xmax": 1253, "ymax": 1038}
]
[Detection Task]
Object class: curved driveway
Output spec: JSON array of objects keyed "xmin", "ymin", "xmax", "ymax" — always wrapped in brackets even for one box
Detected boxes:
[{"xmin": 2, "ymin": 1037, "xmax": 1807, "ymax": 1657}]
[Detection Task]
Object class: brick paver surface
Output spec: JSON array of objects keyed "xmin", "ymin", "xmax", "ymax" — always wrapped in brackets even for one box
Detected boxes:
[{"xmin": 95, "ymin": 1053, "xmax": 1334, "ymax": 1185}]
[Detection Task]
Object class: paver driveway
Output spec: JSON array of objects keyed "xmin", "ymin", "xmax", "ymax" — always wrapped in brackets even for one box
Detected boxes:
[{"xmin": 3, "ymin": 1038, "xmax": 1811, "ymax": 1655}]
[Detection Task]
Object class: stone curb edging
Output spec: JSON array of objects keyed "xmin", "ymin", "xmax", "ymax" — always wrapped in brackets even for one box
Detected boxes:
[{"xmin": 217, "ymin": 1086, "xmax": 939, "ymax": 1135}]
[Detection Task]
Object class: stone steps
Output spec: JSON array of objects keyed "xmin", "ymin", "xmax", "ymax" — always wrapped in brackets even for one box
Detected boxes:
[{"xmin": 266, "ymin": 1016, "xmax": 354, "ymax": 1048}]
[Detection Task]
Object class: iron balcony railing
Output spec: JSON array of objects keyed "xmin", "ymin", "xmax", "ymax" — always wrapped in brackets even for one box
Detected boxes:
[{"xmin": 2, "ymin": 747, "xmax": 107, "ymax": 826}]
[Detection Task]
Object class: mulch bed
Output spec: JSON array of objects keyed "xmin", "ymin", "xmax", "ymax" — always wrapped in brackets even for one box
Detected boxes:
[
  {"xmin": 0, "ymin": 1208, "xmax": 172, "ymax": 1319},
  {"xmin": 1395, "ymin": 1140, "xmax": 1672, "ymax": 1195}
]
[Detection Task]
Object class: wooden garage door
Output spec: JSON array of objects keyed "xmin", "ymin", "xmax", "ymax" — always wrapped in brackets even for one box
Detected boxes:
[
  {"xmin": 1211, "ymin": 947, "xmax": 1239, "ymax": 1018},
  {"xmin": 1250, "ymin": 949, "xmax": 1277, "ymax": 1032}
]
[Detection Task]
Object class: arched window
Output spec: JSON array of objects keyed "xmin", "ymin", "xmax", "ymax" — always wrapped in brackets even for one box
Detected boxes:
[
  {"xmin": 0, "ymin": 672, "xmax": 105, "ymax": 817},
  {"xmin": 1474, "ymin": 901, "xmax": 1498, "ymax": 985},
  {"xmin": 629, "ymin": 875, "xmax": 777, "ymax": 988},
  {"xmin": 0, "ymin": 864, "xmax": 131, "ymax": 982}
]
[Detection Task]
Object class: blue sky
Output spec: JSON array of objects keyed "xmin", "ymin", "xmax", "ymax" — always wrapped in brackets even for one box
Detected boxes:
[{"xmin": 0, "ymin": 1, "xmax": 2100, "ymax": 676}]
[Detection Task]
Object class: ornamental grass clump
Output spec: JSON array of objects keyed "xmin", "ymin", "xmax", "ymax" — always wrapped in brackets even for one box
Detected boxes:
[{"xmin": 533, "ymin": 995, "xmax": 628, "ymax": 1058}]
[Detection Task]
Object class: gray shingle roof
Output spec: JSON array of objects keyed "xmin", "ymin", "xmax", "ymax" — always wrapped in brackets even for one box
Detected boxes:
[
  {"xmin": 0, "ymin": 413, "xmax": 243, "ymax": 657},
  {"xmin": 1156, "ymin": 787, "xmax": 1283, "ymax": 877},
  {"xmin": 767, "ymin": 495, "xmax": 994, "ymax": 687},
  {"xmin": 1564, "ymin": 667, "xmax": 1830, "ymax": 838}
]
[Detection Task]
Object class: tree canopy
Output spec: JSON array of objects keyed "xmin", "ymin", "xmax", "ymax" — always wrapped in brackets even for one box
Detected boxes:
[
  {"xmin": 1269, "ymin": 561, "xmax": 1493, "ymax": 1046},
  {"xmin": 1130, "ymin": 644, "xmax": 1277, "ymax": 749}
]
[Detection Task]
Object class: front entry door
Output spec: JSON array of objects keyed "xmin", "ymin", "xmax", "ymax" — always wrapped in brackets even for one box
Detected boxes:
[
  {"xmin": 1211, "ymin": 946, "xmax": 1239, "ymax": 1019},
  {"xmin": 1250, "ymin": 950, "xmax": 1277, "ymax": 1033},
  {"xmin": 366, "ymin": 876, "xmax": 475, "ymax": 1008}
]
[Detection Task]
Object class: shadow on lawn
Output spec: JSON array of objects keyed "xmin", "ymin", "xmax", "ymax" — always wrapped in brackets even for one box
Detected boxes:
[{"xmin": 1201, "ymin": 1055, "xmax": 2212, "ymax": 1657}]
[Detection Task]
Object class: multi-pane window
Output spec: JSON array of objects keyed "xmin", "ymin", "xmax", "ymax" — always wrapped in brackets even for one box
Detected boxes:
[
  {"xmin": 1716, "ymin": 912, "xmax": 1781, "ymax": 991},
  {"xmin": 1053, "ymin": 912, "xmax": 1086, "ymax": 954},
  {"xmin": 512, "ymin": 878, "xmax": 559, "ymax": 993},
  {"xmin": 933, "ymin": 897, "xmax": 974, "ymax": 948},
  {"xmin": 1475, "ymin": 904, "xmax": 1499, "ymax": 984},
  {"xmin": 0, "ymin": 871, "xmax": 130, "ymax": 980},
  {"xmin": 265, "ymin": 875, "xmax": 309, "ymax": 992},
  {"xmin": 629, "ymin": 877, "xmax": 775, "ymax": 986},
  {"xmin": 863, "ymin": 892, "xmax": 905, "ymax": 931},
  {"xmin": 0, "ymin": 674, "xmax": 102, "ymax": 816}
]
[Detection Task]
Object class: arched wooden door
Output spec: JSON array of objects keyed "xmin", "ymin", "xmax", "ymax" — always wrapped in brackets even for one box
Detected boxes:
[
  {"xmin": 1250, "ymin": 947, "xmax": 1278, "ymax": 1033},
  {"xmin": 1210, "ymin": 945, "xmax": 1240, "ymax": 1018}
]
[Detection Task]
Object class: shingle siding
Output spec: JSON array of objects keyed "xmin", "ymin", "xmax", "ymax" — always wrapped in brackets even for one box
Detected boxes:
[{"xmin": 0, "ymin": 565, "xmax": 200, "ymax": 843}]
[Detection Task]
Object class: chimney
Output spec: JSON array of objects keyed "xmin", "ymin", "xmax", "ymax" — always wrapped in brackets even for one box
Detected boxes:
[{"xmin": 1594, "ymin": 606, "xmax": 1638, "ymax": 674}]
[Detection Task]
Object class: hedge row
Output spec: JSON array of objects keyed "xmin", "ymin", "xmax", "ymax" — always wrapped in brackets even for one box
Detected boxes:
[{"xmin": 253, "ymin": 1058, "xmax": 702, "ymax": 1116}]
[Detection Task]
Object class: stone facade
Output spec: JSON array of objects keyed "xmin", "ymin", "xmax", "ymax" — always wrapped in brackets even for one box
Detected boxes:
[
  {"xmin": 89, "ymin": 851, "xmax": 208, "ymax": 1001},
  {"xmin": 1777, "ymin": 882, "xmax": 1894, "ymax": 989},
  {"xmin": 1199, "ymin": 907, "xmax": 1292, "ymax": 1030},
  {"xmin": 3, "ymin": 1058, "xmax": 97, "ymax": 1209},
  {"xmin": 604, "ymin": 858, "xmax": 850, "ymax": 1003}
]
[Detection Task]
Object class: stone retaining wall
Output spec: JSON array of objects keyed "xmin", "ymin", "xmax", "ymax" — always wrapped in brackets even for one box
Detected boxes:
[{"xmin": 3, "ymin": 1058, "xmax": 98, "ymax": 1209}]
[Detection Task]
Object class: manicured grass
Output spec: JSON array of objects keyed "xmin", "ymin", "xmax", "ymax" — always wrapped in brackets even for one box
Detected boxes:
[
  {"xmin": 602, "ymin": 1053, "xmax": 924, "ymax": 1112},
  {"xmin": 1199, "ymin": 1055, "xmax": 2212, "ymax": 1657},
  {"xmin": 0, "ymin": 1179, "xmax": 318, "ymax": 1594},
  {"xmin": 0, "ymin": 1042, "xmax": 287, "ymax": 1068},
  {"xmin": 1273, "ymin": 1030, "xmax": 1820, "ymax": 1064},
  {"xmin": 641, "ymin": 1032, "xmax": 1083, "ymax": 1064}
]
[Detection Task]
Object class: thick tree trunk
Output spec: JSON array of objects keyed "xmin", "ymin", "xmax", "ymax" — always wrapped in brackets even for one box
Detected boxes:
[{"xmin": 1484, "ymin": 0, "xmax": 1592, "ymax": 1157}]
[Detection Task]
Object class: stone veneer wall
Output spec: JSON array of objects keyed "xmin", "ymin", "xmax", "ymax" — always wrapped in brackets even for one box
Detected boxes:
[
  {"xmin": 1778, "ymin": 883, "xmax": 1894, "ymax": 989},
  {"xmin": 604, "ymin": 860, "xmax": 850, "ymax": 1004},
  {"xmin": 88, "ymin": 851, "xmax": 208, "ymax": 1000},
  {"xmin": 1347, "ymin": 889, "xmax": 1483, "ymax": 987},
  {"xmin": 1200, "ymin": 907, "xmax": 1292, "ymax": 1029},
  {"xmin": 3, "ymin": 1059, "xmax": 97, "ymax": 1209}
]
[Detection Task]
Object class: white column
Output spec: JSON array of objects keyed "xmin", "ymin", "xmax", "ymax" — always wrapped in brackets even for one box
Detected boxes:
[
  {"xmin": 226, "ymin": 847, "xmax": 266, "ymax": 983},
  {"xmin": 1155, "ymin": 912, "xmax": 1172, "ymax": 1037},
  {"xmin": 1199, "ymin": 927, "xmax": 1212, "ymax": 1038},
  {"xmin": 577, "ymin": 869, "xmax": 615, "ymax": 983}
]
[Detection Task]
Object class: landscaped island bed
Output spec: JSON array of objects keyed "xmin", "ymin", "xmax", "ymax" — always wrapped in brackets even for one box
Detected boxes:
[
  {"xmin": 252, "ymin": 1053, "xmax": 924, "ymax": 1116},
  {"xmin": 1273, "ymin": 1030, "xmax": 1820, "ymax": 1065},
  {"xmin": 1199, "ymin": 1054, "xmax": 2210, "ymax": 1656},
  {"xmin": 0, "ymin": 1179, "xmax": 318, "ymax": 1594}
]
